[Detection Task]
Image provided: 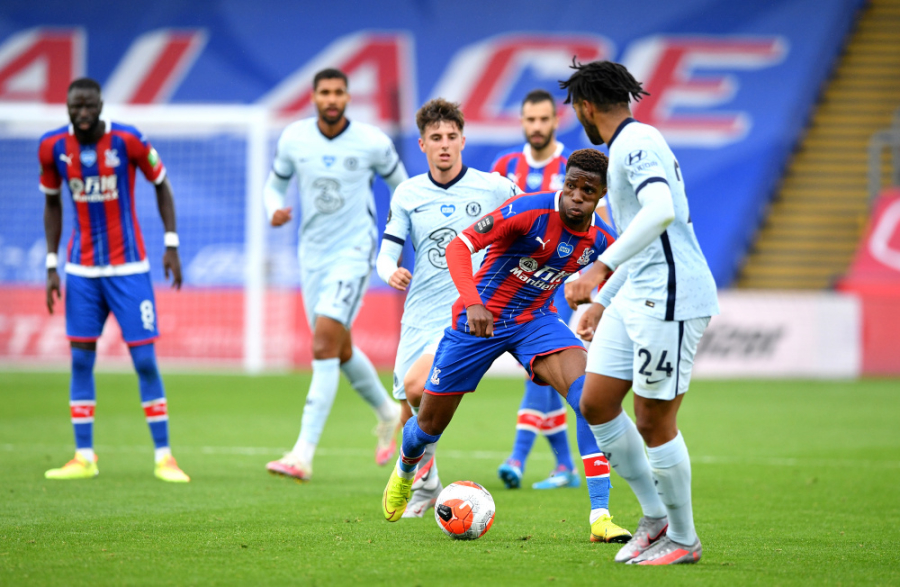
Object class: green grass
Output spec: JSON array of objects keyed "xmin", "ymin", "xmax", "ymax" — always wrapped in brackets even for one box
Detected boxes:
[{"xmin": 1, "ymin": 372, "xmax": 899, "ymax": 586}]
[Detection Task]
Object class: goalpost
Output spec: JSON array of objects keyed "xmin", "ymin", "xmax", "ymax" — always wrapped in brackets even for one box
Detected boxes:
[{"xmin": 0, "ymin": 104, "xmax": 273, "ymax": 373}]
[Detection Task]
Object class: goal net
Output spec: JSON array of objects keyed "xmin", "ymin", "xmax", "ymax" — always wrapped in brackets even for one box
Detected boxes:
[{"xmin": 0, "ymin": 104, "xmax": 285, "ymax": 371}]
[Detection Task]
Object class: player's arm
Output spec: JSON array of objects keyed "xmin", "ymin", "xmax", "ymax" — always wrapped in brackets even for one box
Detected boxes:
[
  {"xmin": 445, "ymin": 203, "xmax": 525, "ymax": 338},
  {"xmin": 265, "ymin": 136, "xmax": 295, "ymax": 226},
  {"xmin": 575, "ymin": 263, "xmax": 630, "ymax": 341},
  {"xmin": 39, "ymin": 141, "xmax": 63, "ymax": 314},
  {"xmin": 155, "ymin": 177, "xmax": 182, "ymax": 289},
  {"xmin": 376, "ymin": 192, "xmax": 412, "ymax": 291},
  {"xmin": 567, "ymin": 148, "xmax": 674, "ymax": 305},
  {"xmin": 374, "ymin": 139, "xmax": 408, "ymax": 195}
]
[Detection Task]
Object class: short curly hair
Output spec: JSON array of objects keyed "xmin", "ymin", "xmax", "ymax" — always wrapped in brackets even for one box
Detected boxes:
[
  {"xmin": 566, "ymin": 149, "xmax": 609, "ymax": 180},
  {"xmin": 416, "ymin": 98, "xmax": 465, "ymax": 135}
]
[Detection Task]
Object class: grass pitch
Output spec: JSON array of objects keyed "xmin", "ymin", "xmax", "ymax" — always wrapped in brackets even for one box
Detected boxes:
[{"xmin": 1, "ymin": 371, "xmax": 898, "ymax": 586}]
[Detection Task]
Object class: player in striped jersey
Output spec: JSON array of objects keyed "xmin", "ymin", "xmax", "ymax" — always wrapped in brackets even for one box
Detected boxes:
[
  {"xmin": 562, "ymin": 60, "xmax": 719, "ymax": 565},
  {"xmin": 40, "ymin": 77, "xmax": 189, "ymax": 483},
  {"xmin": 383, "ymin": 149, "xmax": 631, "ymax": 543},
  {"xmin": 491, "ymin": 89, "xmax": 578, "ymax": 491}
]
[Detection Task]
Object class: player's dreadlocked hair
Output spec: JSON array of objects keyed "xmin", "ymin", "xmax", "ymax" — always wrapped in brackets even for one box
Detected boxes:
[
  {"xmin": 559, "ymin": 59, "xmax": 649, "ymax": 111},
  {"xmin": 566, "ymin": 149, "xmax": 609, "ymax": 180},
  {"xmin": 68, "ymin": 77, "xmax": 102, "ymax": 95},
  {"xmin": 416, "ymin": 98, "xmax": 465, "ymax": 135}
]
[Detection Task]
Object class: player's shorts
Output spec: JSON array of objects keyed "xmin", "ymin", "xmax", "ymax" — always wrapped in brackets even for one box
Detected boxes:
[
  {"xmin": 65, "ymin": 271, "xmax": 160, "ymax": 346},
  {"xmin": 392, "ymin": 323, "xmax": 444, "ymax": 401},
  {"xmin": 424, "ymin": 313, "xmax": 585, "ymax": 395},
  {"xmin": 586, "ymin": 302, "xmax": 710, "ymax": 400},
  {"xmin": 299, "ymin": 258, "xmax": 371, "ymax": 330}
]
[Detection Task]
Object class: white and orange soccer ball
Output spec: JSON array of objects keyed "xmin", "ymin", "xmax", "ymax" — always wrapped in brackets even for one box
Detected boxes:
[{"xmin": 434, "ymin": 481, "xmax": 495, "ymax": 540}]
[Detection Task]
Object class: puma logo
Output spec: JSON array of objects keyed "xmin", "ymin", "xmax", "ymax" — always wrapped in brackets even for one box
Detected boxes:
[
  {"xmin": 59, "ymin": 153, "xmax": 72, "ymax": 166},
  {"xmin": 535, "ymin": 236, "xmax": 548, "ymax": 250}
]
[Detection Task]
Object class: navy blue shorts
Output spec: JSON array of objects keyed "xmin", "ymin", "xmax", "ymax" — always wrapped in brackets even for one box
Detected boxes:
[
  {"xmin": 65, "ymin": 272, "xmax": 160, "ymax": 346},
  {"xmin": 424, "ymin": 313, "xmax": 584, "ymax": 395}
]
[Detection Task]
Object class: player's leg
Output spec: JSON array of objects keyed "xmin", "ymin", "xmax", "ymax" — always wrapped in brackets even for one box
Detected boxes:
[
  {"xmin": 529, "ymin": 346, "xmax": 629, "ymax": 543},
  {"xmin": 625, "ymin": 315, "xmax": 710, "ymax": 565},
  {"xmin": 532, "ymin": 386, "xmax": 578, "ymax": 490},
  {"xmin": 384, "ymin": 328, "xmax": 502, "ymax": 521},
  {"xmin": 46, "ymin": 274, "xmax": 105, "ymax": 480},
  {"xmin": 401, "ymin": 350, "xmax": 443, "ymax": 517},
  {"xmin": 106, "ymin": 273, "xmax": 189, "ymax": 482},
  {"xmin": 498, "ymin": 379, "xmax": 543, "ymax": 489}
]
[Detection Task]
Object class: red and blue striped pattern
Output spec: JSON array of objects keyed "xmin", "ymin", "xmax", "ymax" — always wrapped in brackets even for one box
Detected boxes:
[{"xmin": 491, "ymin": 145, "xmax": 569, "ymax": 193}]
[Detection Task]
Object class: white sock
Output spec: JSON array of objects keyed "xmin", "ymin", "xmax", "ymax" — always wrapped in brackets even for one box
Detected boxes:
[
  {"xmin": 154, "ymin": 447, "xmax": 171, "ymax": 463},
  {"xmin": 293, "ymin": 358, "xmax": 341, "ymax": 461},
  {"xmin": 590, "ymin": 410, "xmax": 666, "ymax": 519},
  {"xmin": 589, "ymin": 508, "xmax": 610, "ymax": 524},
  {"xmin": 341, "ymin": 346, "xmax": 395, "ymax": 419},
  {"xmin": 293, "ymin": 438, "xmax": 316, "ymax": 465},
  {"xmin": 76, "ymin": 448, "xmax": 95, "ymax": 462},
  {"xmin": 647, "ymin": 431, "xmax": 696, "ymax": 545}
]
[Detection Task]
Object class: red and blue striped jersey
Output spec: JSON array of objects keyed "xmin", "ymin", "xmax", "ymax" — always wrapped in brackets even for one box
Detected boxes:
[
  {"xmin": 490, "ymin": 142, "xmax": 569, "ymax": 193},
  {"xmin": 38, "ymin": 122, "xmax": 166, "ymax": 269},
  {"xmin": 452, "ymin": 191, "xmax": 617, "ymax": 331}
]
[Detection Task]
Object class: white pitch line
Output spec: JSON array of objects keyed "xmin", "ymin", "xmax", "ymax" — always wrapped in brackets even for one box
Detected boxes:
[{"xmin": 3, "ymin": 443, "xmax": 899, "ymax": 469}]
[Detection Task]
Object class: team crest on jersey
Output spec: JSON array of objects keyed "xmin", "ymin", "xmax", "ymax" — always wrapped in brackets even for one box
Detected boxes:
[
  {"xmin": 526, "ymin": 172, "xmax": 543, "ymax": 190},
  {"xmin": 466, "ymin": 202, "xmax": 481, "ymax": 216},
  {"xmin": 430, "ymin": 368, "xmax": 441, "ymax": 385},
  {"xmin": 518, "ymin": 257, "xmax": 539, "ymax": 272},
  {"xmin": 344, "ymin": 157, "xmax": 358, "ymax": 170},
  {"xmin": 557, "ymin": 242, "xmax": 574, "ymax": 257},
  {"xmin": 323, "ymin": 156, "xmax": 335, "ymax": 167},
  {"xmin": 577, "ymin": 248, "xmax": 595, "ymax": 266},
  {"xmin": 440, "ymin": 204, "xmax": 456, "ymax": 217},
  {"xmin": 80, "ymin": 149, "xmax": 97, "ymax": 168},
  {"xmin": 104, "ymin": 149, "xmax": 120, "ymax": 168}
]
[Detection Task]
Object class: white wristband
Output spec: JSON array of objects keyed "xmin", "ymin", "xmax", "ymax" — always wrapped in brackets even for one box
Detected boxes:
[
  {"xmin": 46, "ymin": 252, "xmax": 58, "ymax": 270},
  {"xmin": 164, "ymin": 232, "xmax": 180, "ymax": 248}
]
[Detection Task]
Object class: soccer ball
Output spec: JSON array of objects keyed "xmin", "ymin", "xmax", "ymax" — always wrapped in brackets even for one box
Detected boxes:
[{"xmin": 434, "ymin": 481, "xmax": 495, "ymax": 540}]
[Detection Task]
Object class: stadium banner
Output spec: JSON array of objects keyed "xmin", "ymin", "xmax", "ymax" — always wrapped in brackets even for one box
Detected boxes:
[
  {"xmin": 0, "ymin": 0, "xmax": 864, "ymax": 289},
  {"xmin": 692, "ymin": 291, "xmax": 861, "ymax": 379},
  {"xmin": 837, "ymin": 189, "xmax": 900, "ymax": 376}
]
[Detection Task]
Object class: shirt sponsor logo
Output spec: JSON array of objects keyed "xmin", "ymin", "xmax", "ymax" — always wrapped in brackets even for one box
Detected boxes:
[
  {"xmin": 80, "ymin": 149, "xmax": 97, "ymax": 168},
  {"xmin": 474, "ymin": 215, "xmax": 494, "ymax": 233},
  {"xmin": 69, "ymin": 174, "xmax": 119, "ymax": 203},
  {"xmin": 312, "ymin": 177, "xmax": 343, "ymax": 213},
  {"xmin": 440, "ymin": 204, "xmax": 456, "ymax": 217},
  {"xmin": 466, "ymin": 201, "xmax": 481, "ymax": 216},
  {"xmin": 627, "ymin": 150, "xmax": 645, "ymax": 165},
  {"xmin": 509, "ymin": 262, "xmax": 573, "ymax": 291},
  {"xmin": 557, "ymin": 242, "xmax": 574, "ymax": 257}
]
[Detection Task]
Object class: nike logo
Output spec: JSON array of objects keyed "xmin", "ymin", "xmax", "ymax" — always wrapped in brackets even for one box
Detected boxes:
[
  {"xmin": 535, "ymin": 236, "xmax": 548, "ymax": 250},
  {"xmin": 413, "ymin": 206, "xmax": 427, "ymax": 213},
  {"xmin": 646, "ymin": 378, "xmax": 666, "ymax": 385}
]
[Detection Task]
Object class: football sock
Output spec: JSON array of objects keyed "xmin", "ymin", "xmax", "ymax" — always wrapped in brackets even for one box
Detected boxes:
[
  {"xmin": 412, "ymin": 442, "xmax": 440, "ymax": 491},
  {"xmin": 294, "ymin": 357, "xmax": 341, "ymax": 459},
  {"xmin": 130, "ymin": 344, "xmax": 170, "ymax": 454},
  {"xmin": 590, "ymin": 410, "xmax": 667, "ymax": 519},
  {"xmin": 542, "ymin": 391, "xmax": 574, "ymax": 471},
  {"xmin": 70, "ymin": 347, "xmax": 96, "ymax": 461},
  {"xmin": 648, "ymin": 431, "xmax": 696, "ymax": 545},
  {"xmin": 509, "ymin": 379, "xmax": 546, "ymax": 472},
  {"xmin": 397, "ymin": 416, "xmax": 441, "ymax": 479},
  {"xmin": 341, "ymin": 346, "xmax": 396, "ymax": 421},
  {"xmin": 564, "ymin": 376, "xmax": 610, "ymax": 511}
]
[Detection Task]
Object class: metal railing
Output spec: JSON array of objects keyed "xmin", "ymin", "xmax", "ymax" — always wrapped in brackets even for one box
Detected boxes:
[{"xmin": 868, "ymin": 106, "xmax": 900, "ymax": 203}]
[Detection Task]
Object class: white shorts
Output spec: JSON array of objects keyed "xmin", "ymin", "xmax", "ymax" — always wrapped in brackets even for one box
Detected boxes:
[
  {"xmin": 586, "ymin": 302, "xmax": 710, "ymax": 400},
  {"xmin": 392, "ymin": 323, "xmax": 443, "ymax": 400},
  {"xmin": 300, "ymin": 259, "xmax": 371, "ymax": 330}
]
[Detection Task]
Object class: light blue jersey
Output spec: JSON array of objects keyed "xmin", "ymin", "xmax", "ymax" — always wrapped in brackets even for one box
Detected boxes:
[{"xmin": 382, "ymin": 166, "xmax": 519, "ymax": 331}]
